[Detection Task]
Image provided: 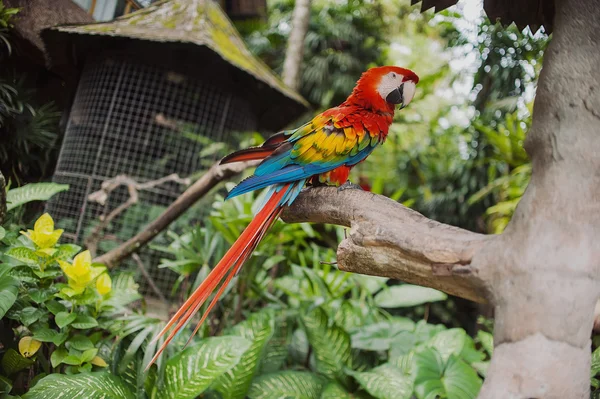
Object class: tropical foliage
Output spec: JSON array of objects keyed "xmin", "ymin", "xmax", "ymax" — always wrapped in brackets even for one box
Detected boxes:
[
  {"xmin": 6, "ymin": 0, "xmax": 599, "ymax": 398},
  {"xmin": 0, "ymin": 5, "xmax": 62, "ymax": 185}
]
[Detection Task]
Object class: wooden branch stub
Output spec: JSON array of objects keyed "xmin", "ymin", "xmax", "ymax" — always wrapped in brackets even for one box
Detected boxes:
[{"xmin": 282, "ymin": 187, "xmax": 492, "ymax": 303}]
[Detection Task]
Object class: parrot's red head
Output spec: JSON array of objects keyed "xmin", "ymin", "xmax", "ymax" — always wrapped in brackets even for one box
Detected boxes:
[{"xmin": 347, "ymin": 66, "xmax": 419, "ymax": 112}]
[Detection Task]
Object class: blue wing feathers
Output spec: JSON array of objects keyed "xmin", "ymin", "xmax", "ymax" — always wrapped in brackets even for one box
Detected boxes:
[{"xmin": 225, "ymin": 145, "xmax": 375, "ymax": 200}]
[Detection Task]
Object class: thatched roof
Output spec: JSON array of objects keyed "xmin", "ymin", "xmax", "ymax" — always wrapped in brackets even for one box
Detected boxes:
[
  {"xmin": 42, "ymin": 0, "xmax": 308, "ymax": 130},
  {"xmin": 412, "ymin": 0, "xmax": 554, "ymax": 33},
  {"xmin": 4, "ymin": 0, "xmax": 93, "ymax": 65}
]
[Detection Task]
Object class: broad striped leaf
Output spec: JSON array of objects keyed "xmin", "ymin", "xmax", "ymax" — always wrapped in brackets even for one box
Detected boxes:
[
  {"xmin": 22, "ymin": 372, "xmax": 134, "ymax": 399},
  {"xmin": 319, "ymin": 382, "xmax": 354, "ymax": 398},
  {"xmin": 161, "ymin": 336, "xmax": 250, "ymax": 399},
  {"xmin": 212, "ymin": 310, "xmax": 275, "ymax": 399},
  {"xmin": 248, "ymin": 371, "xmax": 326, "ymax": 399},
  {"xmin": 6, "ymin": 183, "xmax": 69, "ymax": 211},
  {"xmin": 0, "ymin": 264, "xmax": 18, "ymax": 319},
  {"xmin": 301, "ymin": 307, "xmax": 352, "ymax": 383},
  {"xmin": 349, "ymin": 364, "xmax": 413, "ymax": 399},
  {"xmin": 259, "ymin": 312, "xmax": 290, "ymax": 374}
]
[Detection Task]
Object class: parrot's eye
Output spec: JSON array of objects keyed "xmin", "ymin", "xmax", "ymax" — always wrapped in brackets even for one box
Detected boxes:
[{"xmin": 391, "ymin": 73, "xmax": 397, "ymax": 78}]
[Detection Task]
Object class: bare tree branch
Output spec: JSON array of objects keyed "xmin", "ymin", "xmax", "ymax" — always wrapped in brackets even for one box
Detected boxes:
[
  {"xmin": 85, "ymin": 173, "xmax": 189, "ymax": 256},
  {"xmin": 282, "ymin": 187, "xmax": 491, "ymax": 303},
  {"xmin": 94, "ymin": 161, "xmax": 256, "ymax": 268}
]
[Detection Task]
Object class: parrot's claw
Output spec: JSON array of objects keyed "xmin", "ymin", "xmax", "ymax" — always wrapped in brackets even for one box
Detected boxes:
[{"xmin": 338, "ymin": 181, "xmax": 364, "ymax": 191}]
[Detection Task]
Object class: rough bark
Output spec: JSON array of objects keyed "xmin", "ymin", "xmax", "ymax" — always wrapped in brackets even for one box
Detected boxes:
[
  {"xmin": 282, "ymin": 0, "xmax": 600, "ymax": 396},
  {"xmin": 93, "ymin": 161, "xmax": 256, "ymax": 268},
  {"xmin": 474, "ymin": 0, "xmax": 600, "ymax": 396},
  {"xmin": 282, "ymin": 0, "xmax": 311, "ymax": 90},
  {"xmin": 282, "ymin": 187, "xmax": 490, "ymax": 303}
]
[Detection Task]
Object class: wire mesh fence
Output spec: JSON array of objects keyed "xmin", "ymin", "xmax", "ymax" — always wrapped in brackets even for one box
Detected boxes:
[{"xmin": 46, "ymin": 53, "xmax": 258, "ymax": 299}]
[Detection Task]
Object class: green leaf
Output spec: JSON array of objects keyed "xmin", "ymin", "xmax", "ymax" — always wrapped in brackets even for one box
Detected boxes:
[
  {"xmin": 427, "ymin": 329, "xmax": 466, "ymax": 363},
  {"xmin": 5, "ymin": 247, "xmax": 38, "ymax": 266},
  {"xmin": 29, "ymin": 288, "xmax": 54, "ymax": 304},
  {"xmin": 6, "ymin": 183, "xmax": 69, "ymax": 212},
  {"xmin": 442, "ymin": 355, "xmax": 482, "ymax": 398},
  {"xmin": 349, "ymin": 364, "xmax": 413, "ymax": 399},
  {"xmin": 161, "ymin": 336, "xmax": 251, "ymax": 399},
  {"xmin": 374, "ymin": 285, "xmax": 447, "ymax": 308},
  {"xmin": 0, "ymin": 264, "xmax": 18, "ymax": 319},
  {"xmin": 10, "ymin": 266, "xmax": 38, "ymax": 283},
  {"xmin": 32, "ymin": 328, "xmax": 66, "ymax": 345},
  {"xmin": 50, "ymin": 348, "xmax": 67, "ymax": 368},
  {"xmin": 0, "ymin": 226, "xmax": 5, "ymax": 241},
  {"xmin": 0, "ymin": 374, "xmax": 13, "ymax": 394},
  {"xmin": 71, "ymin": 315, "xmax": 98, "ymax": 329},
  {"xmin": 22, "ymin": 372, "xmax": 134, "ymax": 399},
  {"xmin": 351, "ymin": 318, "xmax": 415, "ymax": 351},
  {"xmin": 80, "ymin": 348, "xmax": 98, "ymax": 364},
  {"xmin": 66, "ymin": 335, "xmax": 94, "ymax": 351},
  {"xmin": 319, "ymin": 382, "xmax": 353, "ymax": 399},
  {"xmin": 55, "ymin": 312, "xmax": 77, "ymax": 329},
  {"xmin": 19, "ymin": 307, "xmax": 44, "ymax": 326},
  {"xmin": 301, "ymin": 307, "xmax": 352, "ymax": 383},
  {"xmin": 248, "ymin": 371, "xmax": 326, "ymax": 399},
  {"xmin": 54, "ymin": 244, "xmax": 82, "ymax": 260},
  {"xmin": 414, "ymin": 349, "xmax": 482, "ymax": 399},
  {"xmin": 592, "ymin": 346, "xmax": 600, "ymax": 377},
  {"xmin": 2, "ymin": 349, "xmax": 33, "ymax": 375},
  {"xmin": 46, "ymin": 300, "xmax": 68, "ymax": 315},
  {"xmin": 213, "ymin": 310, "xmax": 275, "ymax": 399}
]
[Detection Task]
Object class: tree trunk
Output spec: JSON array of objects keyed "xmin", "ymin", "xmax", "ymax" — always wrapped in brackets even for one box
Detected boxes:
[
  {"xmin": 282, "ymin": 0, "xmax": 311, "ymax": 90},
  {"xmin": 282, "ymin": 0, "xmax": 600, "ymax": 396},
  {"xmin": 475, "ymin": 0, "xmax": 600, "ymax": 396}
]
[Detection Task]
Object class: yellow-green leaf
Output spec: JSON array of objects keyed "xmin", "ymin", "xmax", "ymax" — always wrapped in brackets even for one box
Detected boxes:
[{"xmin": 19, "ymin": 337, "xmax": 42, "ymax": 358}]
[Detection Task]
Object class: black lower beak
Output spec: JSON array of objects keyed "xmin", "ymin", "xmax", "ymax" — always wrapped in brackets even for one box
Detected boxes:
[{"xmin": 385, "ymin": 84, "xmax": 404, "ymax": 105}]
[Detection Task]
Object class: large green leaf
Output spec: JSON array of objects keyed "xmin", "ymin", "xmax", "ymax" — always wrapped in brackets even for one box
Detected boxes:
[
  {"xmin": 6, "ymin": 183, "xmax": 69, "ymax": 212},
  {"xmin": 374, "ymin": 285, "xmax": 447, "ymax": 308},
  {"xmin": 349, "ymin": 364, "xmax": 413, "ymax": 399},
  {"xmin": 319, "ymin": 382, "xmax": 354, "ymax": 399},
  {"xmin": 351, "ymin": 318, "xmax": 415, "ymax": 351},
  {"xmin": 2, "ymin": 349, "xmax": 33, "ymax": 375},
  {"xmin": 427, "ymin": 329, "xmax": 467, "ymax": 363},
  {"xmin": 0, "ymin": 263, "xmax": 18, "ymax": 319},
  {"xmin": 22, "ymin": 372, "xmax": 134, "ymax": 399},
  {"xmin": 212, "ymin": 311, "xmax": 275, "ymax": 399},
  {"xmin": 161, "ymin": 336, "xmax": 251, "ymax": 399},
  {"xmin": 414, "ymin": 348, "xmax": 482, "ymax": 399},
  {"xmin": 301, "ymin": 307, "xmax": 352, "ymax": 382},
  {"xmin": 247, "ymin": 371, "xmax": 327, "ymax": 399},
  {"xmin": 259, "ymin": 319, "xmax": 289, "ymax": 374}
]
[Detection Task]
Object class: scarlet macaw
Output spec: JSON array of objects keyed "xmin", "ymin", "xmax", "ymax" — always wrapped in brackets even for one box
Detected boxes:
[{"xmin": 147, "ymin": 66, "xmax": 419, "ymax": 367}]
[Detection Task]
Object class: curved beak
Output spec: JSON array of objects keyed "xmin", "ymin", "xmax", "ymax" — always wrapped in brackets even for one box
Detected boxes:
[
  {"xmin": 386, "ymin": 81, "xmax": 416, "ymax": 109},
  {"xmin": 385, "ymin": 83, "xmax": 404, "ymax": 106}
]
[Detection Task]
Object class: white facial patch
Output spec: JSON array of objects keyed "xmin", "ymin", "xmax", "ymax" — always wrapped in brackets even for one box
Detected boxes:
[{"xmin": 377, "ymin": 72, "xmax": 401, "ymax": 100}]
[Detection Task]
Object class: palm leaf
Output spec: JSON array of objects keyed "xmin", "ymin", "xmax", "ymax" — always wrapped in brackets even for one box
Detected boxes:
[
  {"xmin": 301, "ymin": 307, "xmax": 352, "ymax": 384},
  {"xmin": 22, "ymin": 372, "xmax": 134, "ymax": 399},
  {"xmin": 160, "ymin": 336, "xmax": 250, "ymax": 399},
  {"xmin": 247, "ymin": 371, "xmax": 327, "ymax": 399},
  {"xmin": 212, "ymin": 310, "xmax": 275, "ymax": 399}
]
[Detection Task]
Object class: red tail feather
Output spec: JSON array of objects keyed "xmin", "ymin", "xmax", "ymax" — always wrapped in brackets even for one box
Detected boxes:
[{"xmin": 145, "ymin": 185, "xmax": 289, "ymax": 370}]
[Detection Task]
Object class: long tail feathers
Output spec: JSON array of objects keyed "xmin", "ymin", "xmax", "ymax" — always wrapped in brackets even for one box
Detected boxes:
[{"xmin": 144, "ymin": 184, "xmax": 289, "ymax": 370}]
